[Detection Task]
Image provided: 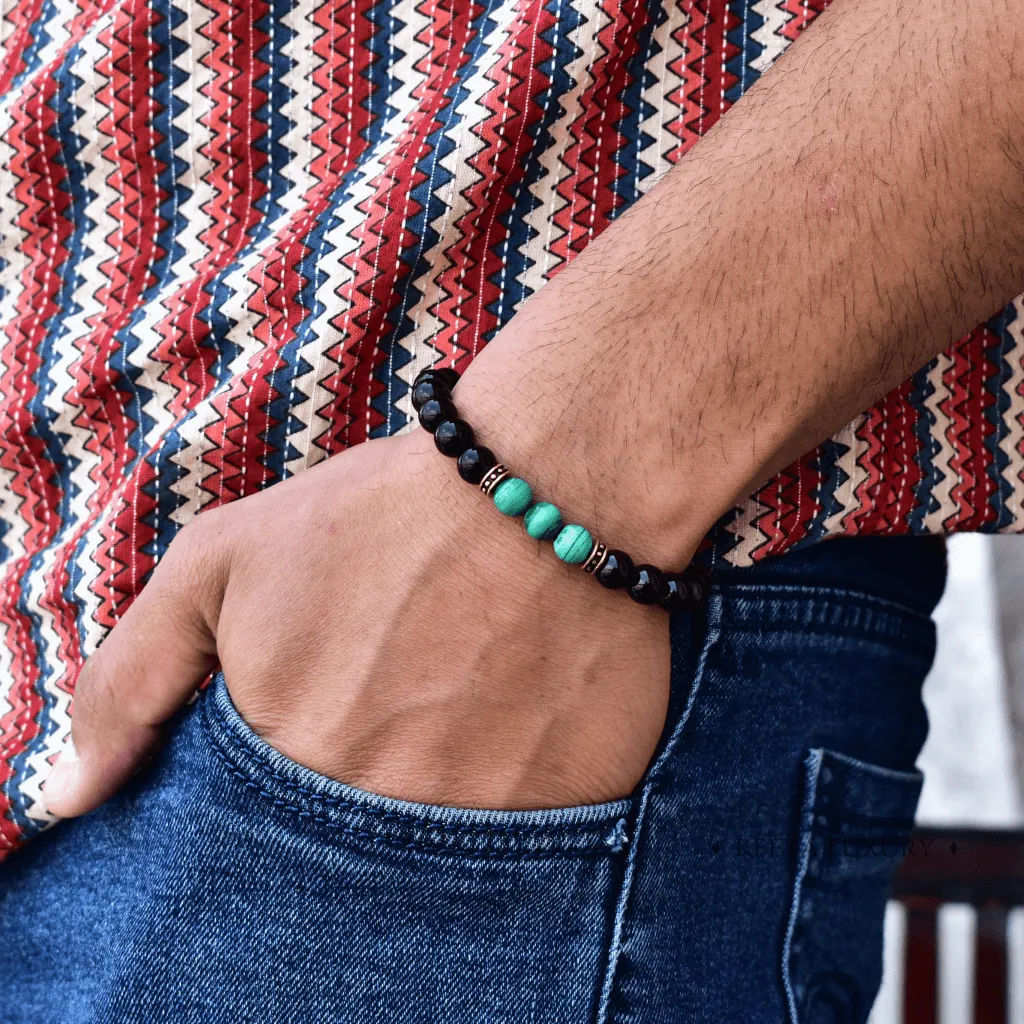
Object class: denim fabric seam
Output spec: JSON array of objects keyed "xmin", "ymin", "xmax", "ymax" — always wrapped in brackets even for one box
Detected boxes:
[
  {"xmin": 781, "ymin": 747, "xmax": 922, "ymax": 1020},
  {"xmin": 595, "ymin": 613, "xmax": 723, "ymax": 1023},
  {"xmin": 820, "ymin": 747, "xmax": 923, "ymax": 784},
  {"xmin": 204, "ymin": 691, "xmax": 618, "ymax": 835},
  {"xmin": 202, "ymin": 687, "xmax": 630, "ymax": 858},
  {"xmin": 712, "ymin": 582, "xmax": 933, "ymax": 622},
  {"xmin": 206, "ymin": 726, "xmax": 624, "ymax": 861},
  {"xmin": 709, "ymin": 586, "xmax": 936, "ymax": 646},
  {"xmin": 781, "ymin": 748, "xmax": 823, "ymax": 1024}
]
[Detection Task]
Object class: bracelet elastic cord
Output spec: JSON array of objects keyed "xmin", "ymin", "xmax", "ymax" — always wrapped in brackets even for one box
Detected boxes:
[{"xmin": 412, "ymin": 367, "xmax": 710, "ymax": 612}]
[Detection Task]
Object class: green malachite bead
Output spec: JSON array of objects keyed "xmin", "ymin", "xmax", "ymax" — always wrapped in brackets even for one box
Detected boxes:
[
  {"xmin": 554, "ymin": 524, "xmax": 593, "ymax": 564},
  {"xmin": 524, "ymin": 502, "xmax": 562, "ymax": 540},
  {"xmin": 493, "ymin": 477, "xmax": 533, "ymax": 516}
]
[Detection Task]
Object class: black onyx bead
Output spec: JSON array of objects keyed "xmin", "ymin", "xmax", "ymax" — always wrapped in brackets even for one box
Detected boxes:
[
  {"xmin": 414, "ymin": 367, "xmax": 460, "ymax": 392},
  {"xmin": 434, "ymin": 367, "xmax": 461, "ymax": 390},
  {"xmin": 596, "ymin": 549, "xmax": 633, "ymax": 589},
  {"xmin": 659, "ymin": 574, "xmax": 692, "ymax": 612},
  {"xmin": 457, "ymin": 445, "xmax": 497, "ymax": 484},
  {"xmin": 434, "ymin": 418, "xmax": 474, "ymax": 457},
  {"xmin": 627, "ymin": 564, "xmax": 669, "ymax": 605},
  {"xmin": 418, "ymin": 396, "xmax": 457, "ymax": 433},
  {"xmin": 411, "ymin": 377, "xmax": 450, "ymax": 412},
  {"xmin": 683, "ymin": 565, "xmax": 711, "ymax": 604}
]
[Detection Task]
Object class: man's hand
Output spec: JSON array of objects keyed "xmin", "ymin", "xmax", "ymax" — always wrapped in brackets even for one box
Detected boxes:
[{"xmin": 43, "ymin": 431, "xmax": 671, "ymax": 817}]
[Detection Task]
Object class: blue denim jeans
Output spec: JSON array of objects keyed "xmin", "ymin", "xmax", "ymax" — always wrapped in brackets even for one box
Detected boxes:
[{"xmin": 0, "ymin": 536, "xmax": 946, "ymax": 1023}]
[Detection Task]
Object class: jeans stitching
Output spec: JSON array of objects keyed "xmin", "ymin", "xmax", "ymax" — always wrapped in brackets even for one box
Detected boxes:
[
  {"xmin": 710, "ymin": 593, "xmax": 935, "ymax": 647},
  {"xmin": 205, "ymin": 682, "xmax": 625, "ymax": 837},
  {"xmin": 712, "ymin": 583, "xmax": 935, "ymax": 622},
  {"xmin": 206, "ymin": 727, "xmax": 623, "ymax": 860},
  {"xmin": 782, "ymin": 748, "xmax": 922, "ymax": 1021},
  {"xmin": 207, "ymin": 694, "xmax": 616, "ymax": 836},
  {"xmin": 596, "ymin": 615, "xmax": 722, "ymax": 1023},
  {"xmin": 203, "ymin": 694, "xmax": 628, "ymax": 856},
  {"xmin": 781, "ymin": 749, "xmax": 823, "ymax": 1024}
]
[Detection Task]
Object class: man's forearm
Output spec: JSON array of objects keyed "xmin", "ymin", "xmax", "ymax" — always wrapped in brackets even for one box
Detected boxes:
[{"xmin": 455, "ymin": 0, "xmax": 1024, "ymax": 565}]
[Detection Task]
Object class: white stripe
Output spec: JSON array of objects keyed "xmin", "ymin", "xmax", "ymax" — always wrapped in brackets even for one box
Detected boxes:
[
  {"xmin": 524, "ymin": 0, "xmax": 609, "ymax": 285},
  {"xmin": 820, "ymin": 417, "xmax": 867, "ymax": 538},
  {"xmin": 750, "ymin": 0, "xmax": 792, "ymax": 75},
  {"xmin": 722, "ymin": 493, "xmax": 771, "ymax": 566}
]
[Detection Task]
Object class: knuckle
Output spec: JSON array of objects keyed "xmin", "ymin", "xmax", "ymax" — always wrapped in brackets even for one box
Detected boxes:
[
  {"xmin": 172, "ymin": 511, "xmax": 215, "ymax": 562},
  {"xmin": 165, "ymin": 513, "xmax": 224, "ymax": 583},
  {"xmin": 158, "ymin": 510, "xmax": 232, "ymax": 624}
]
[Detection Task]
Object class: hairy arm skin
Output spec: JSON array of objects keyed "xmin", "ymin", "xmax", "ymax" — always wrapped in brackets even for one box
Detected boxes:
[
  {"xmin": 45, "ymin": 0, "xmax": 1024, "ymax": 817},
  {"xmin": 456, "ymin": 0, "xmax": 1024, "ymax": 567}
]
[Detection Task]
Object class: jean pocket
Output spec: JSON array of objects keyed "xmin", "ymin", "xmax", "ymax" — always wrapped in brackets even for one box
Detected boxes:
[
  {"xmin": 783, "ymin": 748, "xmax": 922, "ymax": 1024},
  {"xmin": 200, "ymin": 672, "xmax": 632, "ymax": 858},
  {"xmin": 48, "ymin": 675, "xmax": 638, "ymax": 1022}
]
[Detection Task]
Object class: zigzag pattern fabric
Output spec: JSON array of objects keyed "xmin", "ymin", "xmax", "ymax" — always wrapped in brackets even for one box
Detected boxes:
[{"xmin": 0, "ymin": 0, "xmax": 1020, "ymax": 854}]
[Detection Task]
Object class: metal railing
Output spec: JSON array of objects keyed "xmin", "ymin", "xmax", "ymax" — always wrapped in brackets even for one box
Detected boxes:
[{"xmin": 892, "ymin": 828, "xmax": 1024, "ymax": 1022}]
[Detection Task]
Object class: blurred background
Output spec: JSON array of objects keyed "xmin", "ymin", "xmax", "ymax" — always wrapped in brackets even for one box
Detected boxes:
[{"xmin": 869, "ymin": 535, "xmax": 1024, "ymax": 1023}]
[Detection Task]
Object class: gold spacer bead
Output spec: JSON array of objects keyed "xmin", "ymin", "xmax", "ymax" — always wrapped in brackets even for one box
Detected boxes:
[
  {"xmin": 582, "ymin": 540, "xmax": 609, "ymax": 574},
  {"xmin": 479, "ymin": 464, "xmax": 509, "ymax": 496}
]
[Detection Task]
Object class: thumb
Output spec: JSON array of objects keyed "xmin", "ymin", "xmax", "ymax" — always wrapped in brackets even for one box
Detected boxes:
[{"xmin": 43, "ymin": 517, "xmax": 227, "ymax": 818}]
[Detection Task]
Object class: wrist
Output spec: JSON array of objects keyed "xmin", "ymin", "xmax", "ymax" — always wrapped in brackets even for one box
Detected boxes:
[
  {"xmin": 386, "ymin": 396, "xmax": 706, "ymax": 619},
  {"xmin": 379, "ymin": 430, "xmax": 629, "ymax": 612},
  {"xmin": 450, "ymin": 331, "xmax": 734, "ymax": 569}
]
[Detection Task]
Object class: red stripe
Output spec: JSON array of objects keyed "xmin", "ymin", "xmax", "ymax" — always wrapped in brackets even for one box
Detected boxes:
[{"xmin": 943, "ymin": 329, "xmax": 1001, "ymax": 532}]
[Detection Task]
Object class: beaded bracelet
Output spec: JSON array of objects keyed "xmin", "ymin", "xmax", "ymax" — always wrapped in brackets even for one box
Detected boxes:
[{"xmin": 411, "ymin": 367, "xmax": 710, "ymax": 613}]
